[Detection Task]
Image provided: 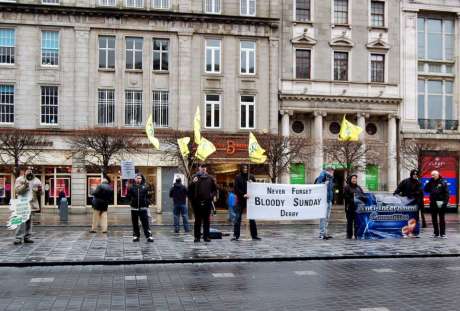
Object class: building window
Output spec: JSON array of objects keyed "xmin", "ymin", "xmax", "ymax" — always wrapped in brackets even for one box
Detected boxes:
[
  {"xmin": 42, "ymin": 0, "xmax": 59, "ymax": 4},
  {"xmin": 295, "ymin": 49, "xmax": 311, "ymax": 79},
  {"xmin": 334, "ymin": 0, "xmax": 348, "ymax": 25},
  {"xmin": 205, "ymin": 39, "xmax": 221, "ymax": 73},
  {"xmin": 41, "ymin": 31, "xmax": 59, "ymax": 66},
  {"xmin": 153, "ymin": 39, "xmax": 169, "ymax": 71},
  {"xmin": 0, "ymin": 85, "xmax": 14, "ymax": 123},
  {"xmin": 329, "ymin": 121, "xmax": 341, "ymax": 134},
  {"xmin": 334, "ymin": 51, "xmax": 348, "ymax": 81},
  {"xmin": 240, "ymin": 41, "xmax": 256, "ymax": 75},
  {"xmin": 205, "ymin": 94, "xmax": 220, "ymax": 128},
  {"xmin": 125, "ymin": 0, "xmax": 143, "ymax": 8},
  {"xmin": 205, "ymin": 0, "xmax": 220, "ymax": 14},
  {"xmin": 41, "ymin": 86, "xmax": 58, "ymax": 125},
  {"xmin": 98, "ymin": 89, "xmax": 115, "ymax": 126},
  {"xmin": 98, "ymin": 0, "xmax": 116, "ymax": 6},
  {"xmin": 126, "ymin": 37, "xmax": 143, "ymax": 70},
  {"xmin": 240, "ymin": 95, "xmax": 255, "ymax": 129},
  {"xmin": 295, "ymin": 0, "xmax": 310, "ymax": 22},
  {"xmin": 240, "ymin": 0, "xmax": 256, "ymax": 16},
  {"xmin": 292, "ymin": 120, "xmax": 305, "ymax": 134},
  {"xmin": 125, "ymin": 90, "xmax": 143, "ymax": 126},
  {"xmin": 152, "ymin": 0, "xmax": 169, "ymax": 8},
  {"xmin": 418, "ymin": 17, "xmax": 454, "ymax": 61},
  {"xmin": 98, "ymin": 36, "xmax": 115, "ymax": 70},
  {"xmin": 0, "ymin": 29, "xmax": 15, "ymax": 65},
  {"xmin": 370, "ymin": 1, "xmax": 384, "ymax": 27},
  {"xmin": 152, "ymin": 91, "xmax": 169, "ymax": 127},
  {"xmin": 365, "ymin": 123, "xmax": 377, "ymax": 135},
  {"xmin": 370, "ymin": 54, "xmax": 384, "ymax": 82},
  {"xmin": 418, "ymin": 79, "xmax": 454, "ymax": 128}
]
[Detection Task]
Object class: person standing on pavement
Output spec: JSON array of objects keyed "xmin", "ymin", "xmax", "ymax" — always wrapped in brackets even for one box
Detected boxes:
[
  {"xmin": 188, "ymin": 163, "xmax": 217, "ymax": 243},
  {"xmin": 315, "ymin": 166, "xmax": 335, "ymax": 240},
  {"xmin": 343, "ymin": 174, "xmax": 364, "ymax": 239},
  {"xmin": 232, "ymin": 164, "xmax": 260, "ymax": 241},
  {"xmin": 13, "ymin": 166, "xmax": 42, "ymax": 245},
  {"xmin": 90, "ymin": 176, "xmax": 113, "ymax": 234},
  {"xmin": 394, "ymin": 169, "xmax": 427, "ymax": 228},
  {"xmin": 169, "ymin": 177, "xmax": 190, "ymax": 233},
  {"xmin": 227, "ymin": 184, "xmax": 237, "ymax": 223},
  {"xmin": 424, "ymin": 170, "xmax": 450, "ymax": 239},
  {"xmin": 127, "ymin": 173, "xmax": 154, "ymax": 242}
]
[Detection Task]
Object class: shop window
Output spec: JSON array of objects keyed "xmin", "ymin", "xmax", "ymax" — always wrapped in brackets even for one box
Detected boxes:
[{"xmin": 0, "ymin": 174, "xmax": 12, "ymax": 205}]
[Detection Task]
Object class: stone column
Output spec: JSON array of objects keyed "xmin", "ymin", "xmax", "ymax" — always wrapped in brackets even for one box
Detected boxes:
[
  {"xmin": 357, "ymin": 113, "xmax": 367, "ymax": 189},
  {"xmin": 71, "ymin": 153, "xmax": 87, "ymax": 211},
  {"xmin": 280, "ymin": 111, "xmax": 291, "ymax": 184},
  {"xmin": 74, "ymin": 27, "xmax": 90, "ymax": 129},
  {"xmin": 312, "ymin": 112, "xmax": 325, "ymax": 182},
  {"xmin": 269, "ymin": 38, "xmax": 280, "ymax": 134},
  {"xmin": 387, "ymin": 115, "xmax": 398, "ymax": 191},
  {"xmin": 177, "ymin": 32, "xmax": 193, "ymax": 130}
]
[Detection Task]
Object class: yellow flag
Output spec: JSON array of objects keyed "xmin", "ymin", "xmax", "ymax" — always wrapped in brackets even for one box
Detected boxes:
[
  {"xmin": 195, "ymin": 137, "xmax": 216, "ymax": 161},
  {"xmin": 194, "ymin": 106, "xmax": 201, "ymax": 145},
  {"xmin": 177, "ymin": 137, "xmax": 190, "ymax": 158},
  {"xmin": 145, "ymin": 114, "xmax": 160, "ymax": 150},
  {"xmin": 248, "ymin": 132, "xmax": 267, "ymax": 164},
  {"xmin": 338, "ymin": 116, "xmax": 363, "ymax": 142}
]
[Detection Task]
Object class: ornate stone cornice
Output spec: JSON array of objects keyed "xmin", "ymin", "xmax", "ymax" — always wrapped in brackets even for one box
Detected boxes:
[{"xmin": 279, "ymin": 94, "xmax": 402, "ymax": 105}]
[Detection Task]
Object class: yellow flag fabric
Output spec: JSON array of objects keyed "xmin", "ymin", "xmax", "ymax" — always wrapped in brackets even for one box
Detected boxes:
[
  {"xmin": 338, "ymin": 116, "xmax": 363, "ymax": 142},
  {"xmin": 248, "ymin": 132, "xmax": 267, "ymax": 164},
  {"xmin": 195, "ymin": 137, "xmax": 216, "ymax": 161},
  {"xmin": 194, "ymin": 106, "xmax": 201, "ymax": 145},
  {"xmin": 145, "ymin": 114, "xmax": 160, "ymax": 150},
  {"xmin": 177, "ymin": 137, "xmax": 191, "ymax": 158}
]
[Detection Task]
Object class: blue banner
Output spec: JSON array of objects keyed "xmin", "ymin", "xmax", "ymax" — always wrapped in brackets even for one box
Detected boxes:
[{"xmin": 355, "ymin": 193, "xmax": 420, "ymax": 239}]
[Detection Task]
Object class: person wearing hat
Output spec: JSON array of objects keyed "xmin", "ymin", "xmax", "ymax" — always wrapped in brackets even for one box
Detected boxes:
[
  {"xmin": 343, "ymin": 174, "xmax": 364, "ymax": 239},
  {"xmin": 424, "ymin": 170, "xmax": 449, "ymax": 238},
  {"xmin": 169, "ymin": 177, "xmax": 190, "ymax": 233},
  {"xmin": 315, "ymin": 166, "xmax": 335, "ymax": 240},
  {"xmin": 127, "ymin": 173, "xmax": 154, "ymax": 242},
  {"xmin": 394, "ymin": 169, "xmax": 426, "ymax": 228}
]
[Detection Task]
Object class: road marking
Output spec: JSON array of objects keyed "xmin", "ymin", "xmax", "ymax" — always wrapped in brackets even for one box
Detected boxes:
[
  {"xmin": 446, "ymin": 266, "xmax": 460, "ymax": 271},
  {"xmin": 372, "ymin": 268, "xmax": 395, "ymax": 273},
  {"xmin": 294, "ymin": 270, "xmax": 318, "ymax": 276},
  {"xmin": 30, "ymin": 278, "xmax": 54, "ymax": 283},
  {"xmin": 125, "ymin": 275, "xmax": 147, "ymax": 281},
  {"xmin": 360, "ymin": 308, "xmax": 390, "ymax": 311},
  {"xmin": 212, "ymin": 273, "xmax": 235, "ymax": 278}
]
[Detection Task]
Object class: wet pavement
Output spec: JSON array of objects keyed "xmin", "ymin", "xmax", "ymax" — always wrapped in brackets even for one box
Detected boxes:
[{"xmin": 0, "ymin": 257, "xmax": 458, "ymax": 310}]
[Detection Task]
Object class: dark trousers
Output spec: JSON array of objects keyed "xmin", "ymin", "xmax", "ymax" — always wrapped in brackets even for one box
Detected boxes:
[
  {"xmin": 193, "ymin": 202, "xmax": 211, "ymax": 240},
  {"xmin": 233, "ymin": 204, "xmax": 258, "ymax": 239},
  {"xmin": 430, "ymin": 203, "xmax": 446, "ymax": 236},
  {"xmin": 131, "ymin": 209, "xmax": 152, "ymax": 238},
  {"xmin": 418, "ymin": 204, "xmax": 427, "ymax": 227},
  {"xmin": 345, "ymin": 208, "xmax": 357, "ymax": 239}
]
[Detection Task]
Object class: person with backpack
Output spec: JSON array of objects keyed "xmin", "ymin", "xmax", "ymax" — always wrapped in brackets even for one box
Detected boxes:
[
  {"xmin": 424, "ymin": 170, "xmax": 450, "ymax": 238},
  {"xmin": 127, "ymin": 173, "xmax": 154, "ymax": 242},
  {"xmin": 315, "ymin": 166, "xmax": 335, "ymax": 240},
  {"xmin": 90, "ymin": 176, "xmax": 113, "ymax": 234},
  {"xmin": 343, "ymin": 174, "xmax": 364, "ymax": 239},
  {"xmin": 169, "ymin": 177, "xmax": 190, "ymax": 233}
]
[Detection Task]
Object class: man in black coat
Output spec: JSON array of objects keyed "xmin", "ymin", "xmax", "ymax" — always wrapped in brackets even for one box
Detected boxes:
[
  {"xmin": 90, "ymin": 176, "xmax": 113, "ymax": 233},
  {"xmin": 127, "ymin": 174, "xmax": 153, "ymax": 242},
  {"xmin": 424, "ymin": 170, "xmax": 450, "ymax": 238},
  {"xmin": 394, "ymin": 169, "xmax": 427, "ymax": 228},
  {"xmin": 232, "ymin": 164, "xmax": 260, "ymax": 241}
]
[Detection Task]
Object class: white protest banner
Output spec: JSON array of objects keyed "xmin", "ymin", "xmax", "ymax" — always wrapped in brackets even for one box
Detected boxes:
[
  {"xmin": 247, "ymin": 182, "xmax": 327, "ymax": 220},
  {"xmin": 7, "ymin": 195, "xmax": 31, "ymax": 230},
  {"xmin": 121, "ymin": 160, "xmax": 136, "ymax": 180}
]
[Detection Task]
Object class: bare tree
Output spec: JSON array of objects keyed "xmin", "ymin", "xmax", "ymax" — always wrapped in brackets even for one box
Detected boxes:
[
  {"xmin": 0, "ymin": 129, "xmax": 49, "ymax": 177},
  {"xmin": 400, "ymin": 138, "xmax": 439, "ymax": 177},
  {"xmin": 160, "ymin": 130, "xmax": 196, "ymax": 181}
]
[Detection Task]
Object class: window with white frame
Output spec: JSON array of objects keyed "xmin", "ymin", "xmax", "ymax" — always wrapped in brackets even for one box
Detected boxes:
[
  {"xmin": 334, "ymin": 51, "xmax": 348, "ymax": 81},
  {"xmin": 418, "ymin": 17, "xmax": 454, "ymax": 61},
  {"xmin": 0, "ymin": 29, "xmax": 15, "ymax": 65},
  {"xmin": 295, "ymin": 49, "xmax": 311, "ymax": 79},
  {"xmin": 334, "ymin": 0, "xmax": 348, "ymax": 25},
  {"xmin": 125, "ymin": 0, "xmax": 143, "ymax": 8},
  {"xmin": 41, "ymin": 86, "xmax": 58, "ymax": 125},
  {"xmin": 126, "ymin": 37, "xmax": 143, "ymax": 70},
  {"xmin": 240, "ymin": 41, "xmax": 256, "ymax": 75},
  {"xmin": 98, "ymin": 89, "xmax": 115, "ymax": 125},
  {"xmin": 240, "ymin": 0, "xmax": 256, "ymax": 16},
  {"xmin": 370, "ymin": 1, "xmax": 384, "ymax": 27},
  {"xmin": 295, "ymin": 0, "xmax": 310, "ymax": 22},
  {"xmin": 418, "ymin": 79, "xmax": 454, "ymax": 125},
  {"xmin": 125, "ymin": 90, "xmax": 142, "ymax": 126},
  {"xmin": 41, "ymin": 31, "xmax": 59, "ymax": 66},
  {"xmin": 205, "ymin": 39, "xmax": 221, "ymax": 73},
  {"xmin": 98, "ymin": 36, "xmax": 115, "ymax": 69},
  {"xmin": 240, "ymin": 95, "xmax": 255, "ymax": 129},
  {"xmin": 205, "ymin": 0, "xmax": 221, "ymax": 14},
  {"xmin": 153, "ymin": 39, "xmax": 169, "ymax": 71},
  {"xmin": 42, "ymin": 0, "xmax": 59, "ymax": 4},
  {"xmin": 98, "ymin": 0, "xmax": 116, "ymax": 6},
  {"xmin": 205, "ymin": 94, "xmax": 220, "ymax": 128},
  {"xmin": 153, "ymin": 0, "xmax": 169, "ymax": 9},
  {"xmin": 0, "ymin": 85, "xmax": 14, "ymax": 123},
  {"xmin": 370, "ymin": 54, "xmax": 384, "ymax": 82},
  {"xmin": 152, "ymin": 90, "xmax": 169, "ymax": 127}
]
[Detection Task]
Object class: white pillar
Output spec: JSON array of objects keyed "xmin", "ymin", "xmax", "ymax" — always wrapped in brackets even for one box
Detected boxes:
[
  {"xmin": 313, "ymin": 112, "xmax": 324, "ymax": 182},
  {"xmin": 280, "ymin": 111, "xmax": 290, "ymax": 184},
  {"xmin": 387, "ymin": 115, "xmax": 398, "ymax": 191},
  {"xmin": 269, "ymin": 38, "xmax": 280, "ymax": 134},
  {"xmin": 357, "ymin": 113, "xmax": 367, "ymax": 189}
]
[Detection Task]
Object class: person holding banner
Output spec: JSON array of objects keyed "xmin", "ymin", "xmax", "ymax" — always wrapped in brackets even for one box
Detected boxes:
[
  {"xmin": 232, "ymin": 164, "xmax": 261, "ymax": 241},
  {"xmin": 315, "ymin": 166, "xmax": 335, "ymax": 240},
  {"xmin": 394, "ymin": 169, "xmax": 426, "ymax": 228},
  {"xmin": 424, "ymin": 170, "xmax": 450, "ymax": 239},
  {"xmin": 127, "ymin": 173, "xmax": 154, "ymax": 242},
  {"xmin": 343, "ymin": 174, "xmax": 364, "ymax": 239}
]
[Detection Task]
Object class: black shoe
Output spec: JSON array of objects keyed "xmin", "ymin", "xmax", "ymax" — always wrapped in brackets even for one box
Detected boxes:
[
  {"xmin": 89, "ymin": 230, "xmax": 97, "ymax": 233},
  {"xmin": 231, "ymin": 237, "xmax": 239, "ymax": 241},
  {"xmin": 132, "ymin": 236, "xmax": 140, "ymax": 242},
  {"xmin": 13, "ymin": 240, "xmax": 22, "ymax": 245},
  {"xmin": 203, "ymin": 238, "xmax": 211, "ymax": 242},
  {"xmin": 147, "ymin": 237, "xmax": 154, "ymax": 243},
  {"xmin": 325, "ymin": 235, "xmax": 333, "ymax": 239},
  {"xmin": 319, "ymin": 236, "xmax": 329, "ymax": 240},
  {"xmin": 24, "ymin": 238, "xmax": 34, "ymax": 244},
  {"xmin": 174, "ymin": 230, "xmax": 179, "ymax": 234},
  {"xmin": 194, "ymin": 239, "xmax": 200, "ymax": 243},
  {"xmin": 252, "ymin": 237, "xmax": 261, "ymax": 241}
]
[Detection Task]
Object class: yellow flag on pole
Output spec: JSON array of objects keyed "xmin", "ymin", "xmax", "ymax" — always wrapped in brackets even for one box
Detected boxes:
[
  {"xmin": 195, "ymin": 137, "xmax": 216, "ymax": 161},
  {"xmin": 145, "ymin": 114, "xmax": 160, "ymax": 150},
  {"xmin": 248, "ymin": 132, "xmax": 267, "ymax": 164},
  {"xmin": 338, "ymin": 116, "xmax": 363, "ymax": 142},
  {"xmin": 194, "ymin": 106, "xmax": 201, "ymax": 145},
  {"xmin": 177, "ymin": 137, "xmax": 190, "ymax": 158}
]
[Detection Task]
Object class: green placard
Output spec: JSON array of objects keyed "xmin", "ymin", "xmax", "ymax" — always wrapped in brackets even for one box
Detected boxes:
[
  {"xmin": 366, "ymin": 165, "xmax": 379, "ymax": 191},
  {"xmin": 290, "ymin": 163, "xmax": 305, "ymax": 184}
]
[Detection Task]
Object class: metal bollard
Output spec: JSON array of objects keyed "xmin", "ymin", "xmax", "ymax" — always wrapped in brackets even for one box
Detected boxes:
[{"xmin": 59, "ymin": 198, "xmax": 69, "ymax": 222}]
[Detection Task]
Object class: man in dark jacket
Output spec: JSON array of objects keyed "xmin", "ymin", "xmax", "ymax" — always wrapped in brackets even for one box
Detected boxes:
[
  {"xmin": 343, "ymin": 174, "xmax": 364, "ymax": 239},
  {"xmin": 188, "ymin": 164, "xmax": 217, "ymax": 242},
  {"xmin": 169, "ymin": 177, "xmax": 190, "ymax": 233},
  {"xmin": 232, "ymin": 164, "xmax": 260, "ymax": 241},
  {"xmin": 394, "ymin": 169, "xmax": 426, "ymax": 228},
  {"xmin": 127, "ymin": 173, "xmax": 153, "ymax": 242},
  {"xmin": 90, "ymin": 177, "xmax": 113, "ymax": 233},
  {"xmin": 424, "ymin": 170, "xmax": 450, "ymax": 238}
]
